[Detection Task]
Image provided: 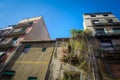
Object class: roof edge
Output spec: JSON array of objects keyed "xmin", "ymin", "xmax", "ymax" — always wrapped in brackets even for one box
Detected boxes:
[
  {"xmin": 84, "ymin": 12, "xmax": 112, "ymax": 15},
  {"xmin": 21, "ymin": 40, "xmax": 56, "ymax": 43}
]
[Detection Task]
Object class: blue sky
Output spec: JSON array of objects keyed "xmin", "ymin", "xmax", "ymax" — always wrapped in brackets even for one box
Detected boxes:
[{"xmin": 0, "ymin": 0, "xmax": 120, "ymax": 39}]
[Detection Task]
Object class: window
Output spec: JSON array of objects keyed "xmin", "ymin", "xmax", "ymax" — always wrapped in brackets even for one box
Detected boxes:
[
  {"xmin": 13, "ymin": 37, "xmax": 18, "ymax": 44},
  {"xmin": 100, "ymin": 40, "xmax": 112, "ymax": 47},
  {"xmin": 23, "ymin": 45, "xmax": 31, "ymax": 53},
  {"xmin": 1, "ymin": 38, "xmax": 8, "ymax": 42},
  {"xmin": 13, "ymin": 37, "xmax": 18, "ymax": 40},
  {"xmin": 104, "ymin": 27, "xmax": 113, "ymax": 34},
  {"xmin": 93, "ymin": 20, "xmax": 99, "ymax": 24},
  {"xmin": 42, "ymin": 48, "xmax": 47, "ymax": 52},
  {"xmin": 113, "ymin": 28, "xmax": 120, "ymax": 34},
  {"xmin": 21, "ymin": 27, "xmax": 27, "ymax": 32},
  {"xmin": 100, "ymin": 40, "xmax": 114, "ymax": 51},
  {"xmin": 108, "ymin": 19, "xmax": 113, "ymax": 23},
  {"xmin": 28, "ymin": 77, "xmax": 37, "ymax": 80},
  {"xmin": 1, "ymin": 70, "xmax": 15, "ymax": 79},
  {"xmin": 95, "ymin": 28, "xmax": 105, "ymax": 35},
  {"xmin": 103, "ymin": 14, "xmax": 108, "ymax": 16},
  {"xmin": 91, "ymin": 14, "xmax": 96, "ymax": 17},
  {"xmin": 3, "ymin": 70, "xmax": 15, "ymax": 76},
  {"xmin": 13, "ymin": 28, "xmax": 21, "ymax": 33}
]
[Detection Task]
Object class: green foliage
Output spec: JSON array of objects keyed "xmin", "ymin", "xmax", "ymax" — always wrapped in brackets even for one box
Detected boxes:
[
  {"xmin": 70, "ymin": 28, "xmax": 83, "ymax": 37},
  {"xmin": 63, "ymin": 71, "xmax": 80, "ymax": 80},
  {"xmin": 68, "ymin": 28, "xmax": 93, "ymax": 80},
  {"xmin": 70, "ymin": 28, "xmax": 92, "ymax": 38},
  {"xmin": 79, "ymin": 60, "xmax": 88, "ymax": 75},
  {"xmin": 61, "ymin": 56, "xmax": 69, "ymax": 62},
  {"xmin": 69, "ymin": 39, "xmax": 83, "ymax": 51},
  {"xmin": 69, "ymin": 29, "xmax": 92, "ymax": 59}
]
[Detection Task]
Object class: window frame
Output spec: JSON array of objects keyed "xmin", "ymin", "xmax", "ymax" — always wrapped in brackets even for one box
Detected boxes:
[
  {"xmin": 42, "ymin": 47, "xmax": 47, "ymax": 52},
  {"xmin": 23, "ymin": 45, "xmax": 31, "ymax": 53},
  {"xmin": 103, "ymin": 14, "xmax": 108, "ymax": 16},
  {"xmin": 28, "ymin": 77, "xmax": 37, "ymax": 80},
  {"xmin": 91, "ymin": 14, "xmax": 96, "ymax": 17}
]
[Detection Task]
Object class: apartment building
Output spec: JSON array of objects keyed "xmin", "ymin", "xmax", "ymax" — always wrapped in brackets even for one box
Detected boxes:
[
  {"xmin": 83, "ymin": 12, "xmax": 120, "ymax": 80},
  {"xmin": 0, "ymin": 16, "xmax": 50, "ymax": 72},
  {"xmin": 1, "ymin": 12, "xmax": 120, "ymax": 80},
  {"xmin": 0, "ymin": 40, "xmax": 55, "ymax": 80}
]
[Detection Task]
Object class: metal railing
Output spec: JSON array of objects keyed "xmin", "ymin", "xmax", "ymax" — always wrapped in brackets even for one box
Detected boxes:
[
  {"xmin": 13, "ymin": 21, "xmax": 33, "ymax": 29},
  {"xmin": 93, "ymin": 22, "xmax": 120, "ymax": 26},
  {"xmin": 0, "ymin": 39, "xmax": 13, "ymax": 49},
  {"xmin": 95, "ymin": 31, "xmax": 120, "ymax": 36},
  {"xmin": 2, "ymin": 29, "xmax": 25, "ymax": 37}
]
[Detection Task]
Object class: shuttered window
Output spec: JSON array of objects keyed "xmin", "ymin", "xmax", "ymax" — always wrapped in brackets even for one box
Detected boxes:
[
  {"xmin": 3, "ymin": 70, "xmax": 15, "ymax": 76},
  {"xmin": 23, "ymin": 45, "xmax": 31, "ymax": 53},
  {"xmin": 42, "ymin": 48, "xmax": 47, "ymax": 52},
  {"xmin": 28, "ymin": 77, "xmax": 37, "ymax": 80}
]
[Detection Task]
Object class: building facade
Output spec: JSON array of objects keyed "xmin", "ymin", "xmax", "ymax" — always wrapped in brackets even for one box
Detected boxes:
[
  {"xmin": 0, "ymin": 16, "xmax": 50, "ymax": 73},
  {"xmin": 0, "ymin": 40, "xmax": 55, "ymax": 80},
  {"xmin": 1, "ymin": 12, "xmax": 120, "ymax": 80},
  {"xmin": 83, "ymin": 12, "xmax": 120, "ymax": 80}
]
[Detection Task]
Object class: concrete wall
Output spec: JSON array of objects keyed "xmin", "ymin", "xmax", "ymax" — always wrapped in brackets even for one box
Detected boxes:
[{"xmin": 24, "ymin": 17, "xmax": 50, "ymax": 40}]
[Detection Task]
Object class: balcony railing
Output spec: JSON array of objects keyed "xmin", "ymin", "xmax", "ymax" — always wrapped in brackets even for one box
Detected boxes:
[
  {"xmin": 0, "ymin": 38, "xmax": 13, "ymax": 50},
  {"xmin": 93, "ymin": 21, "xmax": 120, "ymax": 27},
  {"xmin": 2, "ymin": 28, "xmax": 26, "ymax": 37},
  {"xmin": 113, "ymin": 30, "xmax": 120, "ymax": 34},
  {"xmin": 95, "ymin": 31, "xmax": 120, "ymax": 36},
  {"xmin": 95, "ymin": 31, "xmax": 105, "ymax": 35},
  {"xmin": 99, "ymin": 45, "xmax": 120, "ymax": 53},
  {"xmin": 13, "ymin": 21, "xmax": 33, "ymax": 29}
]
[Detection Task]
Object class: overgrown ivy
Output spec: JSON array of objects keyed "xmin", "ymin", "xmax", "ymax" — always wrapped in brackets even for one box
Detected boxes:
[{"xmin": 63, "ymin": 28, "xmax": 93, "ymax": 80}]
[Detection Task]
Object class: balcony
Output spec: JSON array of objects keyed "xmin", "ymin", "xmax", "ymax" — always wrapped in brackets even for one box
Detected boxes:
[
  {"xmin": 113, "ymin": 30, "xmax": 120, "ymax": 34},
  {"xmin": 98, "ymin": 48, "xmax": 116, "ymax": 58},
  {"xmin": 13, "ymin": 21, "xmax": 33, "ymax": 29},
  {"xmin": 0, "ymin": 38, "xmax": 13, "ymax": 50},
  {"xmin": 3, "ymin": 27, "xmax": 26, "ymax": 37},
  {"xmin": 93, "ymin": 21, "xmax": 120, "ymax": 27},
  {"xmin": 95, "ymin": 30, "xmax": 120, "ymax": 38},
  {"xmin": 99, "ymin": 45, "xmax": 120, "ymax": 55},
  {"xmin": 95, "ymin": 31, "xmax": 105, "ymax": 35}
]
